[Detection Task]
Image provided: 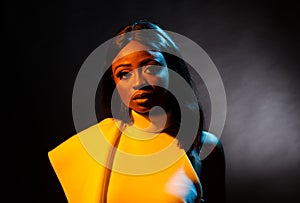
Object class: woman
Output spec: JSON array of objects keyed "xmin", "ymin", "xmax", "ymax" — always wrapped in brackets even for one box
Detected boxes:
[{"xmin": 49, "ymin": 20, "xmax": 225, "ymax": 203}]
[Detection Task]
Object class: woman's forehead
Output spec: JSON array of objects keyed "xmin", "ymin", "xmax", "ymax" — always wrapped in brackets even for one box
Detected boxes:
[{"xmin": 112, "ymin": 40, "xmax": 157, "ymax": 63}]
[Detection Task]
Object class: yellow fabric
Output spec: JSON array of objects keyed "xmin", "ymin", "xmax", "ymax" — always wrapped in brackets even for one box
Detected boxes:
[{"xmin": 48, "ymin": 118, "xmax": 201, "ymax": 202}]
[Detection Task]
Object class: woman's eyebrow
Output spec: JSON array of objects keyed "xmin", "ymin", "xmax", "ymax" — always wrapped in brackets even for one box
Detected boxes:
[
  {"xmin": 113, "ymin": 57, "xmax": 162, "ymax": 72},
  {"xmin": 140, "ymin": 58, "xmax": 161, "ymax": 66},
  {"xmin": 113, "ymin": 63, "xmax": 131, "ymax": 72}
]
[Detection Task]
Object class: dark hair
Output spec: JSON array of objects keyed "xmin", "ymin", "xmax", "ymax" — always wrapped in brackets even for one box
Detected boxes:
[{"xmin": 96, "ymin": 20, "xmax": 204, "ymax": 175}]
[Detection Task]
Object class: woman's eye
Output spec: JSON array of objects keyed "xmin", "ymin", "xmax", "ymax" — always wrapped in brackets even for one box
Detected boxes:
[
  {"xmin": 144, "ymin": 65, "xmax": 162, "ymax": 75},
  {"xmin": 117, "ymin": 71, "xmax": 132, "ymax": 80}
]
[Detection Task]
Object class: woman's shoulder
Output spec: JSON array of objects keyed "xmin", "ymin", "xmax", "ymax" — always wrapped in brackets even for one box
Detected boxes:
[
  {"xmin": 48, "ymin": 118, "xmax": 121, "ymax": 181},
  {"xmin": 200, "ymin": 131, "xmax": 224, "ymax": 160},
  {"xmin": 201, "ymin": 131, "xmax": 222, "ymax": 146},
  {"xmin": 49, "ymin": 117, "xmax": 120, "ymax": 151},
  {"xmin": 98, "ymin": 117, "xmax": 120, "ymax": 127},
  {"xmin": 199, "ymin": 132, "xmax": 226, "ymax": 202},
  {"xmin": 47, "ymin": 119, "xmax": 113, "ymax": 158}
]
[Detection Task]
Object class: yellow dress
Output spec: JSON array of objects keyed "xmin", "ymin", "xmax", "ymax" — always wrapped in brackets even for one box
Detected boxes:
[{"xmin": 48, "ymin": 115, "xmax": 202, "ymax": 202}]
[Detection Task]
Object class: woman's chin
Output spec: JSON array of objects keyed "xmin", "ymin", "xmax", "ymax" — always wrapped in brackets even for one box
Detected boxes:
[{"xmin": 131, "ymin": 107, "xmax": 151, "ymax": 114}]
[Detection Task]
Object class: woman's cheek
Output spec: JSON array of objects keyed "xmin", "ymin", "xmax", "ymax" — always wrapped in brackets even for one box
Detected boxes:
[
  {"xmin": 157, "ymin": 68, "xmax": 169, "ymax": 89},
  {"xmin": 117, "ymin": 84, "xmax": 131, "ymax": 106},
  {"xmin": 154, "ymin": 77, "xmax": 169, "ymax": 90}
]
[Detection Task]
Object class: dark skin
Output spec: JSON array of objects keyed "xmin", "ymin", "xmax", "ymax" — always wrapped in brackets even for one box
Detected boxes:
[
  {"xmin": 112, "ymin": 40, "xmax": 226, "ymax": 202},
  {"xmin": 111, "ymin": 41, "xmax": 169, "ymax": 115}
]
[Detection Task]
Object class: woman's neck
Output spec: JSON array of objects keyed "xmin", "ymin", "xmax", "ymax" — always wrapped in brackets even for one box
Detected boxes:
[{"xmin": 131, "ymin": 107, "xmax": 172, "ymax": 133}]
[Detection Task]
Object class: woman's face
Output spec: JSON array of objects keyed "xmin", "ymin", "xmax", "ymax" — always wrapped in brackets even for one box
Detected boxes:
[{"xmin": 112, "ymin": 40, "xmax": 169, "ymax": 114}]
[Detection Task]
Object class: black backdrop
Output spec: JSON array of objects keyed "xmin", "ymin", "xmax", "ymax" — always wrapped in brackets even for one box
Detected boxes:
[{"xmin": 12, "ymin": 0, "xmax": 300, "ymax": 202}]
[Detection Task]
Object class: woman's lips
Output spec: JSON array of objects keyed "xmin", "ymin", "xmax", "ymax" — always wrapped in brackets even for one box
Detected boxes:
[
  {"xmin": 134, "ymin": 98, "xmax": 150, "ymax": 104},
  {"xmin": 132, "ymin": 92, "xmax": 152, "ymax": 100},
  {"xmin": 132, "ymin": 92, "xmax": 153, "ymax": 104}
]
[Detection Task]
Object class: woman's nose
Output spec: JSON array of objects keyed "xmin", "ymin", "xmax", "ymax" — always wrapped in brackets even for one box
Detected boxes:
[{"xmin": 133, "ymin": 72, "xmax": 147, "ymax": 90}]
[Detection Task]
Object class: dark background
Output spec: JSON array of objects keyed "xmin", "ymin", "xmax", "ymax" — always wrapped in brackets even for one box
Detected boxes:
[{"xmin": 12, "ymin": 0, "xmax": 300, "ymax": 202}]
